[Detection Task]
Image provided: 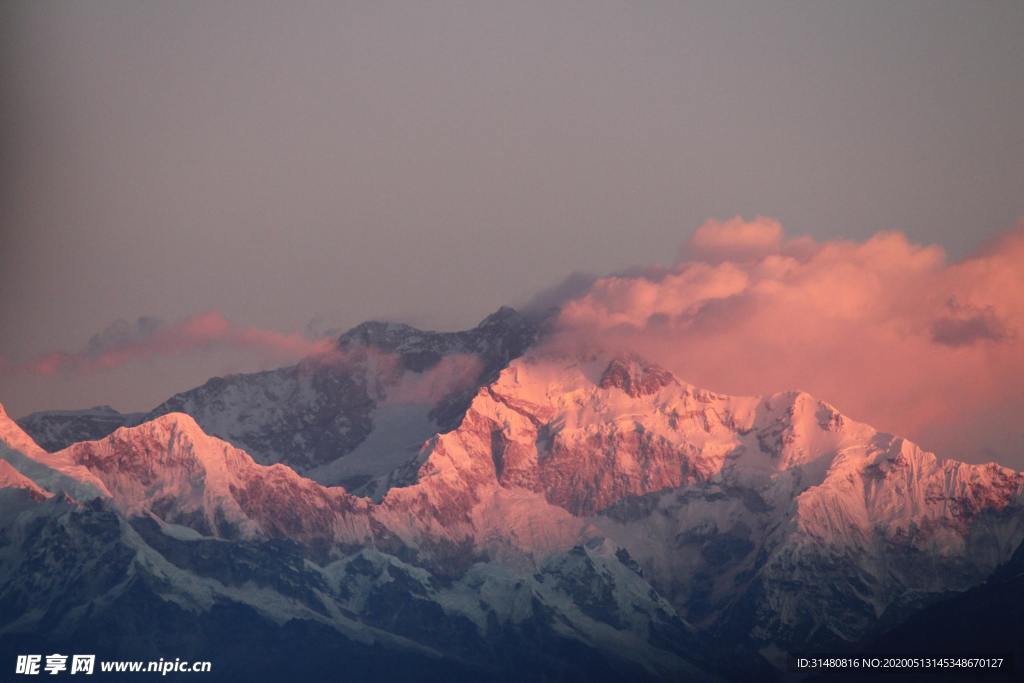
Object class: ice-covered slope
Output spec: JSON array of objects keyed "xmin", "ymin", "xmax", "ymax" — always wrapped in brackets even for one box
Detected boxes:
[
  {"xmin": 17, "ymin": 407, "xmax": 578, "ymax": 566},
  {"xmin": 143, "ymin": 307, "xmax": 539, "ymax": 496},
  {"xmin": 59, "ymin": 413, "xmax": 374, "ymax": 545},
  {"xmin": 0, "ymin": 434, "xmax": 714, "ymax": 682},
  {"xmin": 0, "ymin": 403, "xmax": 110, "ymax": 499},
  {"xmin": 404, "ymin": 352, "xmax": 1024, "ymax": 648},
  {"xmin": 413, "ymin": 352, "xmax": 882, "ymax": 520}
]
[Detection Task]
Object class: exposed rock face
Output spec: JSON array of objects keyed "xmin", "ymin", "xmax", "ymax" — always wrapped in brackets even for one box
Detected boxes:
[{"xmin": 598, "ymin": 356, "xmax": 677, "ymax": 398}]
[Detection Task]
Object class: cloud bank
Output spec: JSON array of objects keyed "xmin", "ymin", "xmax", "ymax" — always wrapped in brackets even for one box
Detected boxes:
[
  {"xmin": 6, "ymin": 218, "xmax": 1022, "ymax": 465},
  {"xmin": 553, "ymin": 217, "xmax": 1024, "ymax": 464},
  {"xmin": 9, "ymin": 312, "xmax": 334, "ymax": 377}
]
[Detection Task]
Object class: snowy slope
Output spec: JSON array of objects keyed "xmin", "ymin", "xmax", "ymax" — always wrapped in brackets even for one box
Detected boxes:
[
  {"xmin": 142, "ymin": 307, "xmax": 539, "ymax": 496},
  {"xmin": 0, "ymin": 438, "xmax": 714, "ymax": 681},
  {"xmin": 2, "ymin": 346, "xmax": 1023, "ymax": 674},
  {"xmin": 59, "ymin": 413, "xmax": 374, "ymax": 545},
  {"xmin": 0, "ymin": 403, "xmax": 111, "ymax": 499},
  {"xmin": 402, "ymin": 352, "xmax": 1024, "ymax": 647}
]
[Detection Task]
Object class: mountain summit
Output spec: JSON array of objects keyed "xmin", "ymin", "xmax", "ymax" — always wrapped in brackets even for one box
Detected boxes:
[{"xmin": 128, "ymin": 308, "xmax": 540, "ymax": 496}]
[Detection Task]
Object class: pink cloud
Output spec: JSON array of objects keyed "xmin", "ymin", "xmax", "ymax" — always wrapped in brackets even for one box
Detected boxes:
[
  {"xmin": 297, "ymin": 343, "xmax": 485, "ymax": 406},
  {"xmin": 10, "ymin": 311, "xmax": 335, "ymax": 377},
  {"xmin": 684, "ymin": 215, "xmax": 784, "ymax": 262},
  {"xmin": 384, "ymin": 353, "xmax": 484, "ymax": 405},
  {"xmin": 552, "ymin": 218, "xmax": 1024, "ymax": 465}
]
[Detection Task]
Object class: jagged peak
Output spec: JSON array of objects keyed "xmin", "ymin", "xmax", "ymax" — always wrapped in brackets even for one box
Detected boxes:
[
  {"xmin": 338, "ymin": 307, "xmax": 529, "ymax": 348},
  {"xmin": 84, "ymin": 412, "xmax": 233, "ymax": 457},
  {"xmin": 56, "ymin": 412, "xmax": 242, "ymax": 478},
  {"xmin": 338, "ymin": 320, "xmax": 423, "ymax": 348},
  {"xmin": 476, "ymin": 306, "xmax": 524, "ymax": 328},
  {"xmin": 139, "ymin": 411, "xmax": 204, "ymax": 432},
  {"xmin": 597, "ymin": 356, "xmax": 677, "ymax": 398},
  {"xmin": 764, "ymin": 389, "xmax": 832, "ymax": 416}
]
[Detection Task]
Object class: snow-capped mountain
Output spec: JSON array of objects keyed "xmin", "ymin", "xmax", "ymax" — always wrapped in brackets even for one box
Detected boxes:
[
  {"xmin": 407, "ymin": 352, "xmax": 1024, "ymax": 650},
  {"xmin": 0, "ymin": 403, "xmax": 110, "ymax": 500},
  {"xmin": 0, "ymin": 405, "xmax": 714, "ymax": 682},
  {"xmin": 2, "ymin": 345, "xmax": 1023, "ymax": 680},
  {"xmin": 138, "ymin": 307, "xmax": 539, "ymax": 498},
  {"xmin": 60, "ymin": 413, "xmax": 374, "ymax": 545}
]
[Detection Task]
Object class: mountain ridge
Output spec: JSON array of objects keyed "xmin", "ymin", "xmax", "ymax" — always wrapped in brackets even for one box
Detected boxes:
[
  {"xmin": 4, "ymin": 347, "xmax": 1022, "ymax": 662},
  {"xmin": 3, "ymin": 327, "xmax": 1023, "ymax": 680}
]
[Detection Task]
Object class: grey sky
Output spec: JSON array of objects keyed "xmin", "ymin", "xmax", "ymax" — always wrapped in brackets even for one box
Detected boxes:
[{"xmin": 1, "ymin": 0, "xmax": 1022, "ymax": 416}]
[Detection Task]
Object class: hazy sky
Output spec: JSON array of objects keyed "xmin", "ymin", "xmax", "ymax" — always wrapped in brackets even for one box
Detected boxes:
[{"xmin": 1, "ymin": 0, "xmax": 1022, "ymax": 417}]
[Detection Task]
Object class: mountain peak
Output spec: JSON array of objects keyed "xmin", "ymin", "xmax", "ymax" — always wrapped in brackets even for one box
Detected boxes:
[
  {"xmin": 145, "ymin": 410, "xmax": 204, "ymax": 433},
  {"xmin": 337, "ymin": 307, "xmax": 528, "ymax": 349},
  {"xmin": 85, "ymin": 413, "xmax": 231, "ymax": 467},
  {"xmin": 477, "ymin": 306, "xmax": 523, "ymax": 328},
  {"xmin": 598, "ymin": 356, "xmax": 677, "ymax": 398},
  {"xmin": 337, "ymin": 320, "xmax": 423, "ymax": 349}
]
